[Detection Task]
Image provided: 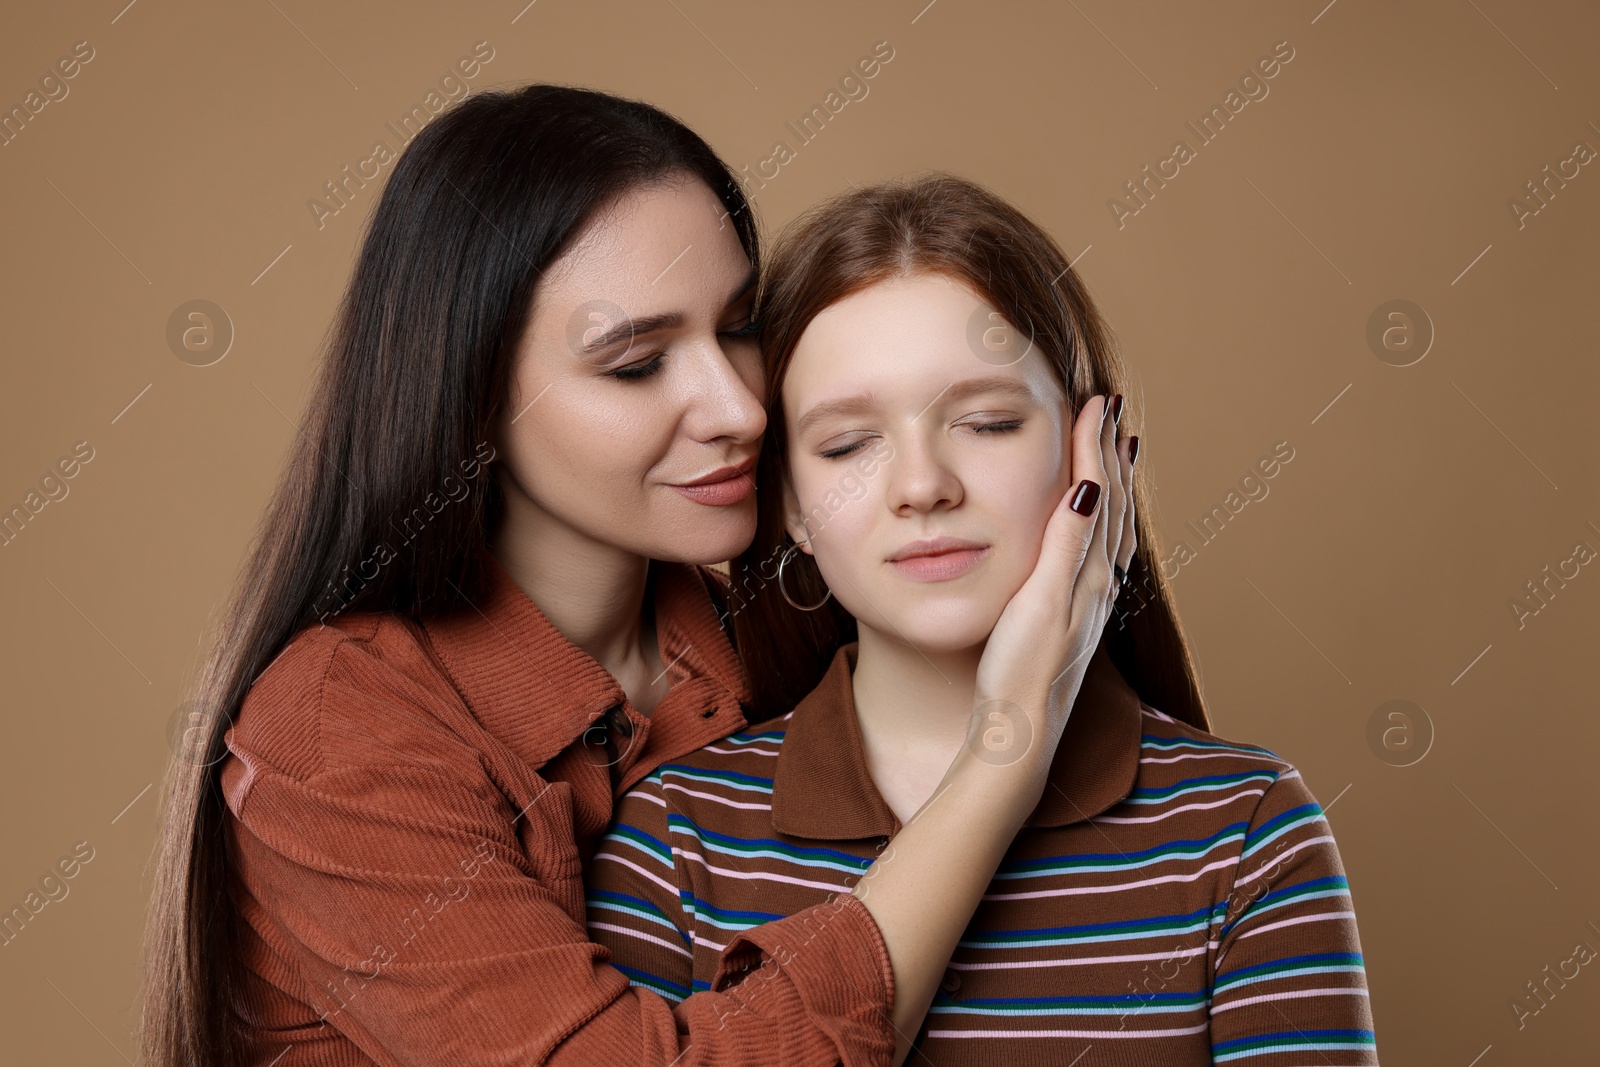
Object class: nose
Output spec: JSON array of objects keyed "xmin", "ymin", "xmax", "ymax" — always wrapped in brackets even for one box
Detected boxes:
[
  {"xmin": 885, "ymin": 425, "xmax": 962, "ymax": 516},
  {"xmin": 680, "ymin": 338, "xmax": 766, "ymax": 447}
]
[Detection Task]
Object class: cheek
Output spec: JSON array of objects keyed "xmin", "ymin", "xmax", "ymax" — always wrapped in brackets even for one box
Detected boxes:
[
  {"xmin": 981, "ymin": 456, "xmax": 1065, "ymax": 559},
  {"xmin": 1019, "ymin": 426, "xmax": 1071, "ymax": 513},
  {"xmin": 508, "ymin": 391, "xmax": 668, "ymax": 500},
  {"xmin": 795, "ymin": 462, "xmax": 876, "ymax": 550}
]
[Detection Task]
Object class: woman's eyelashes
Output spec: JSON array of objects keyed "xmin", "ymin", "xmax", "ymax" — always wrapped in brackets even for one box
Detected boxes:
[
  {"xmin": 815, "ymin": 417, "xmax": 1024, "ymax": 460},
  {"xmin": 608, "ymin": 353, "xmax": 665, "ymax": 381},
  {"xmin": 605, "ymin": 318, "xmax": 761, "ymax": 383}
]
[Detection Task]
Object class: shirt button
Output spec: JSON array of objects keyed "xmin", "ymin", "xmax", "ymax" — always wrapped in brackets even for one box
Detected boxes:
[
  {"xmin": 605, "ymin": 703, "xmax": 632, "ymax": 737},
  {"xmin": 939, "ymin": 969, "xmax": 961, "ymax": 995}
]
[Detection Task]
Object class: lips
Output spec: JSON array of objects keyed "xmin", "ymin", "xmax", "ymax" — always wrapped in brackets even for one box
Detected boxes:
[
  {"xmin": 888, "ymin": 536, "xmax": 989, "ymax": 562},
  {"xmin": 676, "ymin": 455, "xmax": 757, "ymax": 488},
  {"xmin": 669, "ymin": 455, "xmax": 756, "ymax": 507},
  {"xmin": 886, "ymin": 536, "xmax": 991, "ymax": 582}
]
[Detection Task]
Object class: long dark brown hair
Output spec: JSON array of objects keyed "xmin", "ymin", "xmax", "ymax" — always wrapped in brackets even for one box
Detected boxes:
[
  {"xmin": 729, "ymin": 173, "xmax": 1209, "ymax": 731},
  {"xmin": 141, "ymin": 84, "xmax": 759, "ymax": 1067}
]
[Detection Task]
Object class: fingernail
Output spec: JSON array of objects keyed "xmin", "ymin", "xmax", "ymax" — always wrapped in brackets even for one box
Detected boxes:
[
  {"xmin": 1099, "ymin": 395, "xmax": 1112, "ymax": 428},
  {"xmin": 1111, "ymin": 394, "xmax": 1124, "ymax": 427},
  {"xmin": 1068, "ymin": 479, "xmax": 1101, "ymax": 516},
  {"xmin": 1128, "ymin": 435, "xmax": 1140, "ymax": 466}
]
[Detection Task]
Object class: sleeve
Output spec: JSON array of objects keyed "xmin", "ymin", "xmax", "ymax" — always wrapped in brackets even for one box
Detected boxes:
[
  {"xmin": 1209, "ymin": 766, "xmax": 1379, "ymax": 1064},
  {"xmin": 224, "ymin": 649, "xmax": 896, "ymax": 1067},
  {"xmin": 585, "ymin": 773, "xmax": 697, "ymax": 1003}
]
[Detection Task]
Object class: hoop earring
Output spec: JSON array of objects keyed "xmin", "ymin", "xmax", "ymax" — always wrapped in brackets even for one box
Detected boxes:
[{"xmin": 777, "ymin": 540, "xmax": 832, "ymax": 612}]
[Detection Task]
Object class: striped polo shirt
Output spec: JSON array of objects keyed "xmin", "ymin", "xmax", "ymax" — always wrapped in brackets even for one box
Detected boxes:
[{"xmin": 586, "ymin": 640, "xmax": 1379, "ymax": 1064}]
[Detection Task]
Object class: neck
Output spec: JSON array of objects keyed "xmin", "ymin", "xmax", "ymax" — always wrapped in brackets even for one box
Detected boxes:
[
  {"xmin": 849, "ymin": 626, "xmax": 986, "ymax": 825},
  {"xmin": 490, "ymin": 473, "xmax": 666, "ymax": 714}
]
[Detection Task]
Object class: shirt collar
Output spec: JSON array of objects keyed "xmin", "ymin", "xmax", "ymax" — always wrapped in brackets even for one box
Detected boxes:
[
  {"xmin": 770, "ymin": 639, "xmax": 1144, "ymax": 840},
  {"xmin": 419, "ymin": 546, "xmax": 752, "ymax": 771}
]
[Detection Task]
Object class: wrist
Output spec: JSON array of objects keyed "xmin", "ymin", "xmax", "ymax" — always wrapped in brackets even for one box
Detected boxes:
[
  {"xmin": 966, "ymin": 686, "xmax": 1075, "ymax": 775},
  {"xmin": 938, "ymin": 744, "xmax": 1052, "ymax": 831}
]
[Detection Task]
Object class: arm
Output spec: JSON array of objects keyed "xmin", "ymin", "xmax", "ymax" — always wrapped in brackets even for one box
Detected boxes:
[
  {"xmin": 225, "ymin": 652, "xmax": 894, "ymax": 1067},
  {"xmin": 584, "ymin": 750, "xmax": 1083, "ymax": 1066},
  {"xmin": 1209, "ymin": 768, "xmax": 1380, "ymax": 1064},
  {"xmin": 840, "ymin": 741, "xmax": 1062, "ymax": 1059},
  {"xmin": 587, "ymin": 776, "xmax": 896, "ymax": 1061}
]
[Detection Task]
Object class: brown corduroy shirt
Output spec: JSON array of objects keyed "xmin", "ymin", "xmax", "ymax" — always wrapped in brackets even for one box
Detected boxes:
[{"xmin": 219, "ymin": 548, "xmax": 896, "ymax": 1065}]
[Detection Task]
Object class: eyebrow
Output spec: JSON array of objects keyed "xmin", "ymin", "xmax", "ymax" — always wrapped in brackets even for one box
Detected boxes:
[
  {"xmin": 795, "ymin": 374, "xmax": 1038, "ymax": 437},
  {"xmin": 578, "ymin": 268, "xmax": 758, "ymax": 355}
]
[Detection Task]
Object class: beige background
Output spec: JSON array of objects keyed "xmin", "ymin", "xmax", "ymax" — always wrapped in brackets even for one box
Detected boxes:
[{"xmin": 2, "ymin": 1, "xmax": 1597, "ymax": 1062}]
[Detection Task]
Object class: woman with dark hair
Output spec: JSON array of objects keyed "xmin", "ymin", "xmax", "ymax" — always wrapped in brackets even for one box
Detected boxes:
[
  {"xmin": 141, "ymin": 89, "xmax": 1130, "ymax": 1066},
  {"xmin": 586, "ymin": 174, "xmax": 1379, "ymax": 1063}
]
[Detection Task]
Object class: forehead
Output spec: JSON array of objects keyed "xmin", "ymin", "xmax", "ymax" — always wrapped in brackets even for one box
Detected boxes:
[
  {"xmin": 539, "ymin": 176, "xmax": 748, "ymax": 305},
  {"xmin": 784, "ymin": 273, "xmax": 1061, "ymax": 412}
]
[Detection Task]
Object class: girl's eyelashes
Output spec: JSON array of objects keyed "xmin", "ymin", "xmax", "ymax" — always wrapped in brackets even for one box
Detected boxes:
[
  {"xmin": 815, "ymin": 418, "xmax": 1024, "ymax": 460},
  {"xmin": 968, "ymin": 418, "xmax": 1023, "ymax": 434},
  {"xmin": 818, "ymin": 438, "xmax": 871, "ymax": 460}
]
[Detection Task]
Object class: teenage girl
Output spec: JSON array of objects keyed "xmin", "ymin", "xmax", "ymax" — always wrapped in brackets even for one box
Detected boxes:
[{"xmin": 586, "ymin": 174, "xmax": 1378, "ymax": 1064}]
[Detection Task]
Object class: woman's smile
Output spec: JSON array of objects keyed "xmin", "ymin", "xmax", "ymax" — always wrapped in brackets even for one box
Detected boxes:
[{"xmin": 669, "ymin": 455, "xmax": 758, "ymax": 506}]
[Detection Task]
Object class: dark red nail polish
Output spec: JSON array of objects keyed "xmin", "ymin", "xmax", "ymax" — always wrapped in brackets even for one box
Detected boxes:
[
  {"xmin": 1069, "ymin": 479, "xmax": 1101, "ymax": 515},
  {"xmin": 1111, "ymin": 394, "xmax": 1124, "ymax": 427},
  {"xmin": 1128, "ymin": 435, "xmax": 1140, "ymax": 466}
]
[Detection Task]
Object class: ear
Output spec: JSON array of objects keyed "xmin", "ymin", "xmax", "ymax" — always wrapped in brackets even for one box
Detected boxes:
[{"xmin": 780, "ymin": 475, "xmax": 814, "ymax": 555}]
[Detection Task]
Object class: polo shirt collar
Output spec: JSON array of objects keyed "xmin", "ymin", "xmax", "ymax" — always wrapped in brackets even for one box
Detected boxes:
[
  {"xmin": 420, "ymin": 546, "xmax": 751, "ymax": 771},
  {"xmin": 770, "ymin": 639, "xmax": 1144, "ymax": 840}
]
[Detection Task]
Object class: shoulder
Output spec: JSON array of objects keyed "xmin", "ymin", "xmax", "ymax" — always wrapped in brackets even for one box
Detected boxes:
[
  {"xmin": 226, "ymin": 611, "xmax": 479, "ymax": 783},
  {"xmin": 1134, "ymin": 703, "xmax": 1291, "ymax": 773},
  {"xmin": 1130, "ymin": 705, "xmax": 1348, "ymax": 879},
  {"xmin": 1128, "ymin": 703, "xmax": 1329, "ymax": 823}
]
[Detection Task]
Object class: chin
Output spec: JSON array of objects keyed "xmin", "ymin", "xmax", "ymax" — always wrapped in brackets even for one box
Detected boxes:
[
  {"xmin": 892, "ymin": 623, "xmax": 993, "ymax": 657},
  {"xmin": 643, "ymin": 504, "xmax": 758, "ymax": 565},
  {"xmin": 870, "ymin": 594, "xmax": 1001, "ymax": 655}
]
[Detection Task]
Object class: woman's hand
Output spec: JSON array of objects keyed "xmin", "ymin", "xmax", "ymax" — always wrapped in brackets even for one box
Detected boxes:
[{"xmin": 971, "ymin": 392, "xmax": 1137, "ymax": 788}]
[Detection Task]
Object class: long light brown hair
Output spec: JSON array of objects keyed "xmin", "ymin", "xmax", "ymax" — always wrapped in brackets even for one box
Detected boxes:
[{"xmin": 729, "ymin": 172, "xmax": 1209, "ymax": 731}]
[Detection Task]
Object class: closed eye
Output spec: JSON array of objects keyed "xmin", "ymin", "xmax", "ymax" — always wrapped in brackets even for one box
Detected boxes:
[
  {"xmin": 819, "ymin": 438, "xmax": 873, "ymax": 460},
  {"xmin": 971, "ymin": 419, "xmax": 1023, "ymax": 434},
  {"xmin": 610, "ymin": 317, "xmax": 761, "ymax": 383},
  {"xmin": 818, "ymin": 418, "xmax": 1023, "ymax": 459},
  {"xmin": 719, "ymin": 317, "xmax": 762, "ymax": 339},
  {"xmin": 608, "ymin": 353, "xmax": 666, "ymax": 381}
]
